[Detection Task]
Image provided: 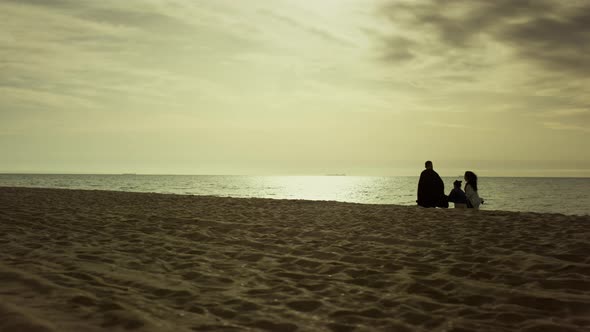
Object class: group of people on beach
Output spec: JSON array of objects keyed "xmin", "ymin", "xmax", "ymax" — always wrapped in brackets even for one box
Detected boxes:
[{"xmin": 417, "ymin": 161, "xmax": 484, "ymax": 209}]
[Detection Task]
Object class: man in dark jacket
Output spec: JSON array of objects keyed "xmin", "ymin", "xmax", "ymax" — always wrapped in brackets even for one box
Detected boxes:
[{"xmin": 417, "ymin": 161, "xmax": 447, "ymax": 208}]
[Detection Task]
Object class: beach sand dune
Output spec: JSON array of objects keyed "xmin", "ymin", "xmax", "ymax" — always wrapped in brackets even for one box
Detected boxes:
[{"xmin": 1, "ymin": 187, "xmax": 589, "ymax": 331}]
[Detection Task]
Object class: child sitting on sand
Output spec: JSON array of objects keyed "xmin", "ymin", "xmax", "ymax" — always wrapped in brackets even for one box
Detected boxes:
[{"xmin": 448, "ymin": 180, "xmax": 468, "ymax": 208}]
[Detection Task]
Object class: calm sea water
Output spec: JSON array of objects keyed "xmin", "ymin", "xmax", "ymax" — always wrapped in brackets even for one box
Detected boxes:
[{"xmin": 0, "ymin": 174, "xmax": 588, "ymax": 216}]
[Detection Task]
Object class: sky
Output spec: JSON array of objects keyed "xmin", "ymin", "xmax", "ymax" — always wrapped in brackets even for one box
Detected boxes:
[{"xmin": 1, "ymin": 0, "xmax": 589, "ymax": 176}]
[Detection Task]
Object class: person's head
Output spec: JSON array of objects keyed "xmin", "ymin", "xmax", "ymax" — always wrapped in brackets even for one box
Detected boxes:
[
  {"xmin": 464, "ymin": 171, "xmax": 478, "ymax": 191},
  {"xmin": 425, "ymin": 161, "xmax": 433, "ymax": 169},
  {"xmin": 453, "ymin": 180, "xmax": 462, "ymax": 188}
]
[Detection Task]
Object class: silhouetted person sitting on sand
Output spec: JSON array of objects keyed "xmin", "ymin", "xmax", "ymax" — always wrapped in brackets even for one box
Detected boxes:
[
  {"xmin": 464, "ymin": 171, "xmax": 484, "ymax": 209},
  {"xmin": 417, "ymin": 161, "xmax": 448, "ymax": 208},
  {"xmin": 448, "ymin": 180, "xmax": 467, "ymax": 208}
]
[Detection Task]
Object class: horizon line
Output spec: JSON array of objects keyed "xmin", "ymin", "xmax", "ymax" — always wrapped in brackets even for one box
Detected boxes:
[{"xmin": 1, "ymin": 172, "xmax": 589, "ymax": 179}]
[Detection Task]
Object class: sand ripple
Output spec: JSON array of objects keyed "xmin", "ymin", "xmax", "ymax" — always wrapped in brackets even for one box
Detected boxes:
[{"xmin": 0, "ymin": 187, "xmax": 589, "ymax": 331}]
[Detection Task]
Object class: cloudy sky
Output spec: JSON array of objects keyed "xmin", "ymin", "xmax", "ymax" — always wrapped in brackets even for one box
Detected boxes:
[{"xmin": 1, "ymin": 0, "xmax": 589, "ymax": 176}]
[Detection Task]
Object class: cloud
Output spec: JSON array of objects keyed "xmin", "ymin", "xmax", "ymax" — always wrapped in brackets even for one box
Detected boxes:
[
  {"xmin": 380, "ymin": 0, "xmax": 590, "ymax": 75},
  {"xmin": 76, "ymin": 8, "xmax": 197, "ymax": 34},
  {"xmin": 0, "ymin": 0, "xmax": 261, "ymax": 116},
  {"xmin": 2, "ymin": 0, "xmax": 74, "ymax": 8},
  {"xmin": 374, "ymin": 0, "xmax": 590, "ymax": 137},
  {"xmin": 258, "ymin": 8, "xmax": 355, "ymax": 47},
  {"xmin": 543, "ymin": 121, "xmax": 590, "ymax": 133},
  {"xmin": 536, "ymin": 108, "xmax": 590, "ymax": 132},
  {"xmin": 380, "ymin": 36, "xmax": 416, "ymax": 62}
]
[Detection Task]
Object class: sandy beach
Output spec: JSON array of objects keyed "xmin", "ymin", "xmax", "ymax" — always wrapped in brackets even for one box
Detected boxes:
[{"xmin": 0, "ymin": 187, "xmax": 589, "ymax": 331}]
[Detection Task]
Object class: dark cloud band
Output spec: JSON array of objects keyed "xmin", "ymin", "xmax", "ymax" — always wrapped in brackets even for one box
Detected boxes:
[{"xmin": 381, "ymin": 0, "xmax": 590, "ymax": 74}]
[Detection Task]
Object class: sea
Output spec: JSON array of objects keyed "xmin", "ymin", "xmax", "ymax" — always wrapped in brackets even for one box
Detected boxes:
[{"xmin": 0, "ymin": 174, "xmax": 588, "ymax": 216}]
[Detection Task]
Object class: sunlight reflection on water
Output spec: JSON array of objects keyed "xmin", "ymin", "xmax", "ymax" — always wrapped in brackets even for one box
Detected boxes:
[{"xmin": 0, "ymin": 174, "xmax": 588, "ymax": 215}]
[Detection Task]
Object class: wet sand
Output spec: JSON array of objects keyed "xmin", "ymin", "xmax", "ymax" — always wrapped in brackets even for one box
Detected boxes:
[{"xmin": 0, "ymin": 187, "xmax": 589, "ymax": 331}]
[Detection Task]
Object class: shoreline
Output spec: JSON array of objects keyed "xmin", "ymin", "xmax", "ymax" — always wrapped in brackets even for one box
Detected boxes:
[
  {"xmin": 1, "ymin": 185, "xmax": 587, "ymax": 218},
  {"xmin": 1, "ymin": 186, "xmax": 589, "ymax": 331}
]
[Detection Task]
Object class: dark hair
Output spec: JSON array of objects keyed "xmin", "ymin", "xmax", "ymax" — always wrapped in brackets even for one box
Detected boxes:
[
  {"xmin": 425, "ymin": 160, "xmax": 433, "ymax": 168},
  {"xmin": 464, "ymin": 171, "xmax": 478, "ymax": 191}
]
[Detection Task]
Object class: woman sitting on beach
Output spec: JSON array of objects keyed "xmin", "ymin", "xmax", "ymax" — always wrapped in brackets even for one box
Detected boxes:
[{"xmin": 464, "ymin": 171, "xmax": 484, "ymax": 209}]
